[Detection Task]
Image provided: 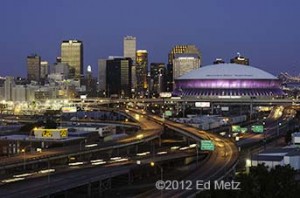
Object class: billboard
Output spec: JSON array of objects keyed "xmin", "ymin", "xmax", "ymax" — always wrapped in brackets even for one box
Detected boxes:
[
  {"xmin": 200, "ymin": 140, "xmax": 215, "ymax": 151},
  {"xmin": 240, "ymin": 128, "xmax": 247, "ymax": 133},
  {"xmin": 251, "ymin": 125, "xmax": 264, "ymax": 133},
  {"xmin": 232, "ymin": 125, "xmax": 241, "ymax": 132},
  {"xmin": 195, "ymin": 102, "xmax": 210, "ymax": 108},
  {"xmin": 61, "ymin": 106, "xmax": 77, "ymax": 113},
  {"xmin": 164, "ymin": 110, "xmax": 172, "ymax": 117},
  {"xmin": 80, "ymin": 95, "xmax": 87, "ymax": 99},
  {"xmin": 221, "ymin": 106, "xmax": 229, "ymax": 111},
  {"xmin": 34, "ymin": 128, "xmax": 68, "ymax": 139},
  {"xmin": 159, "ymin": 92, "xmax": 172, "ymax": 98}
]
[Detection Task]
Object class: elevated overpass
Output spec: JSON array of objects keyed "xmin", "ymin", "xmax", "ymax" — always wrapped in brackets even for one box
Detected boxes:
[{"xmin": 128, "ymin": 110, "xmax": 239, "ymax": 198}]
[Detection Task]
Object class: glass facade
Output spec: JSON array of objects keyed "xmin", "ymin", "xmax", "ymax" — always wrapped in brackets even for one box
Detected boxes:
[{"xmin": 61, "ymin": 40, "xmax": 83, "ymax": 79}]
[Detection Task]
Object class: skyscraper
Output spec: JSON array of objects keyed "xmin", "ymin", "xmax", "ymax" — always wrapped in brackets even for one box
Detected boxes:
[
  {"xmin": 173, "ymin": 54, "xmax": 200, "ymax": 79},
  {"xmin": 27, "ymin": 54, "xmax": 41, "ymax": 82},
  {"xmin": 40, "ymin": 60, "xmax": 49, "ymax": 80},
  {"xmin": 136, "ymin": 50, "xmax": 148, "ymax": 95},
  {"xmin": 106, "ymin": 57, "xmax": 132, "ymax": 97},
  {"xmin": 166, "ymin": 63, "xmax": 173, "ymax": 92},
  {"xmin": 167, "ymin": 45, "xmax": 201, "ymax": 90},
  {"xmin": 150, "ymin": 63, "xmax": 166, "ymax": 95},
  {"xmin": 98, "ymin": 59, "xmax": 107, "ymax": 96},
  {"xmin": 230, "ymin": 53, "xmax": 249, "ymax": 65},
  {"xmin": 61, "ymin": 40, "xmax": 83, "ymax": 79},
  {"xmin": 4, "ymin": 76, "xmax": 14, "ymax": 101},
  {"xmin": 168, "ymin": 45, "xmax": 201, "ymax": 65},
  {"xmin": 123, "ymin": 36, "xmax": 136, "ymax": 64}
]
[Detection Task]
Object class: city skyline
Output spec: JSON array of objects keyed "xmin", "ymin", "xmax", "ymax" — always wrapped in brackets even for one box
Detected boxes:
[{"xmin": 1, "ymin": 0, "xmax": 300, "ymax": 77}]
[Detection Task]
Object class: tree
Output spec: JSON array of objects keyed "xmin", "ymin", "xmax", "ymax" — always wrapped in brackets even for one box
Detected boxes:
[{"xmin": 197, "ymin": 164, "xmax": 300, "ymax": 198}]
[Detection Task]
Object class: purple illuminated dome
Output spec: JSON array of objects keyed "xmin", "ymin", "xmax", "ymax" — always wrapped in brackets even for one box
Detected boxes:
[{"xmin": 173, "ymin": 63, "xmax": 284, "ymax": 97}]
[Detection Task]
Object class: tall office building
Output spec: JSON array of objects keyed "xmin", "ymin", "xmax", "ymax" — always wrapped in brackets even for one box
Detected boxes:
[
  {"xmin": 98, "ymin": 59, "xmax": 107, "ymax": 96},
  {"xmin": 150, "ymin": 63, "xmax": 166, "ymax": 95},
  {"xmin": 166, "ymin": 63, "xmax": 173, "ymax": 92},
  {"xmin": 168, "ymin": 45, "xmax": 201, "ymax": 65},
  {"xmin": 136, "ymin": 50, "xmax": 148, "ymax": 95},
  {"xmin": 27, "ymin": 54, "xmax": 41, "ymax": 82},
  {"xmin": 82, "ymin": 65, "xmax": 97, "ymax": 97},
  {"xmin": 230, "ymin": 53, "xmax": 249, "ymax": 65},
  {"xmin": 40, "ymin": 60, "xmax": 49, "ymax": 79},
  {"xmin": 61, "ymin": 40, "xmax": 83, "ymax": 79},
  {"xmin": 123, "ymin": 36, "xmax": 136, "ymax": 64},
  {"xmin": 168, "ymin": 45, "xmax": 201, "ymax": 90},
  {"xmin": 4, "ymin": 76, "xmax": 15, "ymax": 101},
  {"xmin": 131, "ymin": 65, "xmax": 137, "ymax": 92},
  {"xmin": 106, "ymin": 58, "xmax": 132, "ymax": 97},
  {"xmin": 173, "ymin": 54, "xmax": 201, "ymax": 79}
]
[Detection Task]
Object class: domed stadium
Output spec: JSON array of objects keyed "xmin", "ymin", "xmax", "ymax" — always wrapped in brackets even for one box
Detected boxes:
[{"xmin": 173, "ymin": 63, "xmax": 284, "ymax": 97}]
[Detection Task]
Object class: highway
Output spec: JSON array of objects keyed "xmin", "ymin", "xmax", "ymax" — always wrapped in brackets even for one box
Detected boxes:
[
  {"xmin": 0, "ymin": 114, "xmax": 162, "ymax": 173},
  {"xmin": 1, "ymin": 103, "xmax": 296, "ymax": 197},
  {"xmin": 0, "ymin": 151, "xmax": 197, "ymax": 198},
  {"xmin": 131, "ymin": 109, "xmax": 239, "ymax": 198},
  {"xmin": 0, "ymin": 107, "xmax": 239, "ymax": 198},
  {"xmin": 237, "ymin": 106, "xmax": 296, "ymax": 147}
]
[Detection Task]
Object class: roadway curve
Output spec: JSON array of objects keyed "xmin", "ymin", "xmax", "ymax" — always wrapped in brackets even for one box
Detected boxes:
[{"xmin": 131, "ymin": 110, "xmax": 239, "ymax": 198}]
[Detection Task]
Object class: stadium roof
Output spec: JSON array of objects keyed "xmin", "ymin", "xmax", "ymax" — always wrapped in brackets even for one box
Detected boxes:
[{"xmin": 178, "ymin": 63, "xmax": 277, "ymax": 80}]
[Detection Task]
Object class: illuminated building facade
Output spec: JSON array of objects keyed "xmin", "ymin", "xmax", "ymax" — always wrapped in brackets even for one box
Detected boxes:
[
  {"xmin": 61, "ymin": 40, "xmax": 83, "ymax": 79},
  {"xmin": 150, "ymin": 63, "xmax": 166, "ymax": 95},
  {"xmin": 230, "ymin": 53, "xmax": 249, "ymax": 65},
  {"xmin": 136, "ymin": 50, "xmax": 148, "ymax": 95},
  {"xmin": 27, "ymin": 54, "xmax": 41, "ymax": 82},
  {"xmin": 174, "ymin": 63, "xmax": 283, "ymax": 97},
  {"xmin": 123, "ymin": 36, "xmax": 136, "ymax": 64}
]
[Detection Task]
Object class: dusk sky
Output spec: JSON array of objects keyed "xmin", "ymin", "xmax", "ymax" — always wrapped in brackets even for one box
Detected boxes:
[{"xmin": 1, "ymin": 0, "xmax": 300, "ymax": 77}]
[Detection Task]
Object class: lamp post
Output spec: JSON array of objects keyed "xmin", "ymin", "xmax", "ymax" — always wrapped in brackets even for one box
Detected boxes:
[
  {"xmin": 277, "ymin": 121, "xmax": 282, "ymax": 137},
  {"xmin": 262, "ymin": 121, "xmax": 266, "ymax": 149},
  {"xmin": 21, "ymin": 145, "xmax": 31, "ymax": 170},
  {"xmin": 196, "ymin": 143, "xmax": 199, "ymax": 167},
  {"xmin": 80, "ymin": 139, "xmax": 87, "ymax": 151},
  {"xmin": 150, "ymin": 162, "xmax": 163, "ymax": 198}
]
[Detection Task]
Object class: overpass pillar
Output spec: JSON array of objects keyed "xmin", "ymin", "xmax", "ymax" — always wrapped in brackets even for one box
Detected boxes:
[
  {"xmin": 98, "ymin": 180, "xmax": 103, "ymax": 196},
  {"xmin": 64, "ymin": 190, "xmax": 69, "ymax": 198},
  {"xmin": 127, "ymin": 147, "xmax": 130, "ymax": 155},
  {"xmin": 87, "ymin": 182, "xmax": 92, "ymax": 198},
  {"xmin": 211, "ymin": 103, "xmax": 214, "ymax": 114},
  {"xmin": 250, "ymin": 103, "xmax": 253, "ymax": 121}
]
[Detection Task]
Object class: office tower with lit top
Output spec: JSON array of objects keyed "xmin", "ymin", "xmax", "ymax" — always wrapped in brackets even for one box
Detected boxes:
[
  {"xmin": 27, "ymin": 54, "xmax": 41, "ymax": 82},
  {"xmin": 136, "ymin": 50, "xmax": 148, "ymax": 95},
  {"xmin": 230, "ymin": 53, "xmax": 249, "ymax": 65},
  {"xmin": 167, "ymin": 45, "xmax": 201, "ymax": 90},
  {"xmin": 40, "ymin": 60, "xmax": 49, "ymax": 80},
  {"xmin": 61, "ymin": 40, "xmax": 83, "ymax": 79}
]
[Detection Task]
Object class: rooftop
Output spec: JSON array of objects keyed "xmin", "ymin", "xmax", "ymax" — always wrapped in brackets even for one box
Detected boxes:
[{"xmin": 178, "ymin": 63, "xmax": 277, "ymax": 80}]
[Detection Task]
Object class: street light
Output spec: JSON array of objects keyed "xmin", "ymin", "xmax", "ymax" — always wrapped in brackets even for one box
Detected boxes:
[
  {"xmin": 80, "ymin": 139, "xmax": 87, "ymax": 151},
  {"xmin": 277, "ymin": 122, "xmax": 282, "ymax": 136},
  {"xmin": 21, "ymin": 145, "xmax": 31, "ymax": 170},
  {"xmin": 150, "ymin": 162, "xmax": 163, "ymax": 198}
]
